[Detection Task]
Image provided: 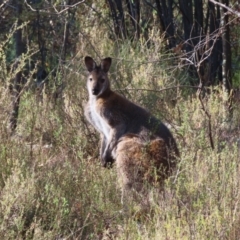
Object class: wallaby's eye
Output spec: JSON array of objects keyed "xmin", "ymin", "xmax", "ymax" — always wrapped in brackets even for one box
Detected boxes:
[
  {"xmin": 100, "ymin": 78, "xmax": 105, "ymax": 83},
  {"xmin": 89, "ymin": 78, "xmax": 92, "ymax": 81}
]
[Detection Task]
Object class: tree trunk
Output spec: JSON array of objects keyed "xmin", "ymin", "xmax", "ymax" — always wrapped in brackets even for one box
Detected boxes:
[
  {"xmin": 106, "ymin": 0, "xmax": 127, "ymax": 39},
  {"xmin": 155, "ymin": 0, "xmax": 165, "ymax": 33},
  {"xmin": 155, "ymin": 0, "xmax": 175, "ymax": 48},
  {"xmin": 207, "ymin": 1, "xmax": 222, "ymax": 85},
  {"xmin": 126, "ymin": 0, "xmax": 140, "ymax": 39},
  {"xmin": 179, "ymin": 0, "xmax": 193, "ymax": 53},
  {"xmin": 220, "ymin": 0, "xmax": 232, "ymax": 120},
  {"xmin": 194, "ymin": 0, "xmax": 203, "ymax": 40},
  {"xmin": 9, "ymin": 1, "xmax": 23, "ymax": 133},
  {"xmin": 220, "ymin": 0, "xmax": 231, "ymax": 92}
]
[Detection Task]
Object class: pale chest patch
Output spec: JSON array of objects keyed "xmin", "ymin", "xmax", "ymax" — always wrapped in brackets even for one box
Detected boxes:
[{"xmin": 89, "ymin": 99, "xmax": 110, "ymax": 139}]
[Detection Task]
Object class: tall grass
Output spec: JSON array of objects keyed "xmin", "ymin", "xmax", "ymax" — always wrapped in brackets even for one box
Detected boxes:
[{"xmin": 0, "ymin": 25, "xmax": 240, "ymax": 239}]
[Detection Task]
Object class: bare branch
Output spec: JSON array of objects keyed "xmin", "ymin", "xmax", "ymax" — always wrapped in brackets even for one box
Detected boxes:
[
  {"xmin": 118, "ymin": 85, "xmax": 201, "ymax": 93},
  {"xmin": 24, "ymin": 0, "xmax": 85, "ymax": 14},
  {"xmin": 209, "ymin": 0, "xmax": 240, "ymax": 18},
  {"xmin": 0, "ymin": 0, "xmax": 16, "ymax": 10},
  {"xmin": 175, "ymin": 28, "xmax": 222, "ymax": 151}
]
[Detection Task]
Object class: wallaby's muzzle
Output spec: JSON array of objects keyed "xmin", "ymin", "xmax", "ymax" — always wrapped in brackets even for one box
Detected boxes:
[{"xmin": 92, "ymin": 88, "xmax": 99, "ymax": 95}]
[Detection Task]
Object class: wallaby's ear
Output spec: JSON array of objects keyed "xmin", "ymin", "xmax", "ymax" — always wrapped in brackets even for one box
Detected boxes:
[
  {"xmin": 85, "ymin": 56, "xmax": 97, "ymax": 72},
  {"xmin": 101, "ymin": 57, "xmax": 112, "ymax": 73}
]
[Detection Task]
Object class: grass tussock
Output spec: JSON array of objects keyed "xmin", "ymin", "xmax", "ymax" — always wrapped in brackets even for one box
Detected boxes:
[{"xmin": 1, "ymin": 33, "xmax": 240, "ymax": 239}]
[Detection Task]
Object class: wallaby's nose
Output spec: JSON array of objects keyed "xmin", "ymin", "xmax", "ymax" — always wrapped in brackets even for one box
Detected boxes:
[{"xmin": 92, "ymin": 88, "xmax": 99, "ymax": 95}]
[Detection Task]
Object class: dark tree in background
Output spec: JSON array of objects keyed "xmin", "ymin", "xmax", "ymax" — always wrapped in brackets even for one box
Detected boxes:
[
  {"xmin": 0, "ymin": 0, "xmax": 81, "ymax": 133},
  {"xmin": 126, "ymin": 0, "xmax": 140, "ymax": 39},
  {"xmin": 106, "ymin": 0, "xmax": 233, "ymax": 90},
  {"xmin": 9, "ymin": 0, "xmax": 23, "ymax": 133},
  {"xmin": 220, "ymin": 0, "xmax": 232, "ymax": 93},
  {"xmin": 155, "ymin": 0, "xmax": 176, "ymax": 49}
]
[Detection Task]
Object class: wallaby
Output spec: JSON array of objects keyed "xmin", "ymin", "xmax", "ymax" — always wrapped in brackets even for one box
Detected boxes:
[{"xmin": 84, "ymin": 56, "xmax": 179, "ymax": 167}]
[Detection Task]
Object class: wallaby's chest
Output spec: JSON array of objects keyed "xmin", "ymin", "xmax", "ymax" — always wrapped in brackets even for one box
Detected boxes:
[{"xmin": 89, "ymin": 100, "xmax": 110, "ymax": 139}]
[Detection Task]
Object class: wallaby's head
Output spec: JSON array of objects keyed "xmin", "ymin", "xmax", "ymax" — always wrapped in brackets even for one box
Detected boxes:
[{"xmin": 84, "ymin": 56, "xmax": 112, "ymax": 97}]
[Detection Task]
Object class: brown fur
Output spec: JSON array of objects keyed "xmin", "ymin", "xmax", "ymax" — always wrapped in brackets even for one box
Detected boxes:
[
  {"xmin": 84, "ymin": 56, "xmax": 179, "ymax": 168},
  {"xmin": 115, "ymin": 134, "xmax": 172, "ymax": 207}
]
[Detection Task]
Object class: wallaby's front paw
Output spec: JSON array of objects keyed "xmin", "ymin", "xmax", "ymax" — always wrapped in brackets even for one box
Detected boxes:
[{"xmin": 101, "ymin": 150, "xmax": 114, "ymax": 168}]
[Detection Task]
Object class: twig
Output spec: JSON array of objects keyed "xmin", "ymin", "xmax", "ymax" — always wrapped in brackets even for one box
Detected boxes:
[
  {"xmin": 24, "ymin": 0, "xmax": 85, "ymax": 14},
  {"xmin": 0, "ymin": 0, "xmax": 14, "ymax": 9},
  {"xmin": 117, "ymin": 85, "xmax": 203, "ymax": 93},
  {"xmin": 196, "ymin": 78, "xmax": 215, "ymax": 150},
  {"xmin": 209, "ymin": 0, "xmax": 240, "ymax": 18},
  {"xmin": 198, "ymin": 90, "xmax": 215, "ymax": 150}
]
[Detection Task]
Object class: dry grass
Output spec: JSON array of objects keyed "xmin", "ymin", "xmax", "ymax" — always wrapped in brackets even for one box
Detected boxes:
[{"xmin": 1, "ymin": 22, "xmax": 240, "ymax": 239}]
